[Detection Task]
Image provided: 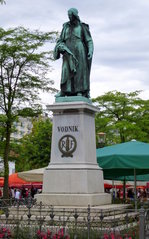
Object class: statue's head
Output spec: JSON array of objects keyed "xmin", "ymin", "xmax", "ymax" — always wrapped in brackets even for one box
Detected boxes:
[{"xmin": 68, "ymin": 8, "xmax": 80, "ymax": 22}]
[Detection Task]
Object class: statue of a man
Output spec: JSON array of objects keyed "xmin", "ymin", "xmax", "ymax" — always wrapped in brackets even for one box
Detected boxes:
[{"xmin": 54, "ymin": 8, "xmax": 94, "ymax": 98}]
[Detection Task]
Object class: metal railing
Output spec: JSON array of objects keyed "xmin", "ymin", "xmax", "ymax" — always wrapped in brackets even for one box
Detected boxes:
[{"xmin": 0, "ymin": 196, "xmax": 146, "ymax": 239}]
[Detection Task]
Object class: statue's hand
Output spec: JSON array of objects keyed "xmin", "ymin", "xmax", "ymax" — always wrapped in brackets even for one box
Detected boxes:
[
  {"xmin": 58, "ymin": 43, "xmax": 66, "ymax": 54},
  {"xmin": 87, "ymin": 52, "xmax": 92, "ymax": 60}
]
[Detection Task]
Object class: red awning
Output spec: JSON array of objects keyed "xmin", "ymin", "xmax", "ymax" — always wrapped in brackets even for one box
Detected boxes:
[
  {"xmin": 104, "ymin": 183, "xmax": 132, "ymax": 189},
  {"xmin": 0, "ymin": 177, "xmax": 4, "ymax": 187},
  {"xmin": 0, "ymin": 173, "xmax": 42, "ymax": 188}
]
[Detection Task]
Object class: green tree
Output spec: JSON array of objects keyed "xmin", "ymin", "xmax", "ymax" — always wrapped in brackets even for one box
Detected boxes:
[
  {"xmin": 93, "ymin": 91, "xmax": 149, "ymax": 145},
  {"xmin": 13, "ymin": 117, "xmax": 52, "ymax": 171},
  {"xmin": 0, "ymin": 27, "xmax": 57, "ymax": 198},
  {"xmin": 134, "ymin": 99, "xmax": 149, "ymax": 141}
]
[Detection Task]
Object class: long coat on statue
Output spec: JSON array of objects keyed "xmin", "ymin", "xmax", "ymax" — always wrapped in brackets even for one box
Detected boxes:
[{"xmin": 54, "ymin": 21, "xmax": 94, "ymax": 97}]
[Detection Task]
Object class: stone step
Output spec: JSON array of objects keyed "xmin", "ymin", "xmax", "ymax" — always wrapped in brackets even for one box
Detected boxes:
[{"xmin": 2, "ymin": 203, "xmax": 130, "ymax": 217}]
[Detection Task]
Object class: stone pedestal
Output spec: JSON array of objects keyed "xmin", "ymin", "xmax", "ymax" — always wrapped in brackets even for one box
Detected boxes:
[{"xmin": 36, "ymin": 99, "xmax": 111, "ymax": 206}]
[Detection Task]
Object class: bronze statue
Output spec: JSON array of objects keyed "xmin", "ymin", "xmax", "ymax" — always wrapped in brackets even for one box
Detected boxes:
[{"xmin": 54, "ymin": 8, "xmax": 94, "ymax": 98}]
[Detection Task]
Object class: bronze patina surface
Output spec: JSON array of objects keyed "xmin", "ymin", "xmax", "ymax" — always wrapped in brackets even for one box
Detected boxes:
[{"xmin": 54, "ymin": 8, "xmax": 94, "ymax": 98}]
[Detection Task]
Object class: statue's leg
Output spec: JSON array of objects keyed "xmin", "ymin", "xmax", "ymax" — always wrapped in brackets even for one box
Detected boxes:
[{"xmin": 82, "ymin": 91, "xmax": 90, "ymax": 98}]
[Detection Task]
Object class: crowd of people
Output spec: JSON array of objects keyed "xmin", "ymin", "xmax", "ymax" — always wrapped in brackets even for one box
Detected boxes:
[
  {"xmin": 0, "ymin": 186, "xmax": 42, "ymax": 200},
  {"xmin": 10, "ymin": 186, "xmax": 38, "ymax": 199},
  {"xmin": 110, "ymin": 187, "xmax": 149, "ymax": 202}
]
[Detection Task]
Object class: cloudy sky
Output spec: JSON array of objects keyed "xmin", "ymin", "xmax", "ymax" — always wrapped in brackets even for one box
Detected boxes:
[{"xmin": 1, "ymin": 0, "xmax": 149, "ymax": 104}]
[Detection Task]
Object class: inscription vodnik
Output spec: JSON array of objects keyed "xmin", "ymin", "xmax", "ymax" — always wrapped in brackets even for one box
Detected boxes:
[{"xmin": 57, "ymin": 126, "xmax": 79, "ymax": 133}]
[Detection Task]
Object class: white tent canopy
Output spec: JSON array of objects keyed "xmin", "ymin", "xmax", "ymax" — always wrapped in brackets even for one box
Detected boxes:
[
  {"xmin": 18, "ymin": 167, "xmax": 147, "ymax": 187},
  {"xmin": 18, "ymin": 167, "xmax": 45, "ymax": 182}
]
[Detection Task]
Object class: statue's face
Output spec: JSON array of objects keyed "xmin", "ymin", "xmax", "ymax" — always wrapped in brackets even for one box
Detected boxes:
[{"xmin": 68, "ymin": 11, "xmax": 75, "ymax": 22}]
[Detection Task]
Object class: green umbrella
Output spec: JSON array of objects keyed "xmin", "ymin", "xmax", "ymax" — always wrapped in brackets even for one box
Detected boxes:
[
  {"xmin": 96, "ymin": 140, "xmax": 149, "ymax": 210},
  {"xmin": 97, "ymin": 140, "xmax": 149, "ymax": 179},
  {"xmin": 109, "ymin": 174, "xmax": 149, "ymax": 181}
]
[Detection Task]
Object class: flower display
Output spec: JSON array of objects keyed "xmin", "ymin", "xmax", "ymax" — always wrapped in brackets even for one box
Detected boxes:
[
  {"xmin": 37, "ymin": 228, "xmax": 70, "ymax": 239},
  {"xmin": 0, "ymin": 227, "xmax": 11, "ymax": 239},
  {"xmin": 103, "ymin": 233, "xmax": 132, "ymax": 239}
]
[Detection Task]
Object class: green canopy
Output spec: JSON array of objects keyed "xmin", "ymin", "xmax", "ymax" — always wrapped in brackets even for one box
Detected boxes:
[
  {"xmin": 96, "ymin": 141, "xmax": 149, "ymax": 180},
  {"xmin": 107, "ymin": 174, "xmax": 149, "ymax": 182}
]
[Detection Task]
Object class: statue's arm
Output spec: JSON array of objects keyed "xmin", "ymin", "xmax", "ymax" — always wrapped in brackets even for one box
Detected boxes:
[
  {"xmin": 53, "ymin": 23, "xmax": 69, "ymax": 60},
  {"xmin": 82, "ymin": 23, "xmax": 94, "ymax": 60},
  {"xmin": 53, "ymin": 39, "xmax": 61, "ymax": 60},
  {"xmin": 53, "ymin": 24, "xmax": 66, "ymax": 60}
]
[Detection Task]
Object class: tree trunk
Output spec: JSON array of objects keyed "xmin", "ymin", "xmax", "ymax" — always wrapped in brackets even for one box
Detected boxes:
[
  {"xmin": 3, "ymin": 122, "xmax": 11, "ymax": 199},
  {"xmin": 120, "ymin": 130, "xmax": 125, "ymax": 143},
  {"xmin": 123, "ymin": 178, "xmax": 126, "ymax": 203}
]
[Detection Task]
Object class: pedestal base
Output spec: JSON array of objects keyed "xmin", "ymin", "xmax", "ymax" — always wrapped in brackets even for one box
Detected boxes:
[
  {"xmin": 42, "ymin": 166, "xmax": 105, "ymax": 194},
  {"xmin": 38, "ymin": 101, "xmax": 112, "ymax": 207},
  {"xmin": 36, "ymin": 193, "xmax": 111, "ymax": 206}
]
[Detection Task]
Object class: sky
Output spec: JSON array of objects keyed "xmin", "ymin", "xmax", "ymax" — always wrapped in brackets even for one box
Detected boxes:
[{"xmin": 1, "ymin": 0, "xmax": 149, "ymax": 105}]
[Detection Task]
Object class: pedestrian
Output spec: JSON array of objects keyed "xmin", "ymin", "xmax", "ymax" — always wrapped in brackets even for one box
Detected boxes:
[{"xmin": 15, "ymin": 189, "xmax": 21, "ymax": 202}]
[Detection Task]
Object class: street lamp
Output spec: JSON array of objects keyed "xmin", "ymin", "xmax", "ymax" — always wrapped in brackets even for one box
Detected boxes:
[{"xmin": 97, "ymin": 132, "xmax": 106, "ymax": 148}]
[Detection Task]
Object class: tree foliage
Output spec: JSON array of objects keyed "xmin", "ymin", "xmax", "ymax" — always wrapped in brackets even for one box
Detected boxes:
[
  {"xmin": 0, "ymin": 26, "xmax": 57, "ymax": 198},
  {"xmin": 93, "ymin": 91, "xmax": 149, "ymax": 145},
  {"xmin": 12, "ymin": 117, "xmax": 52, "ymax": 172}
]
